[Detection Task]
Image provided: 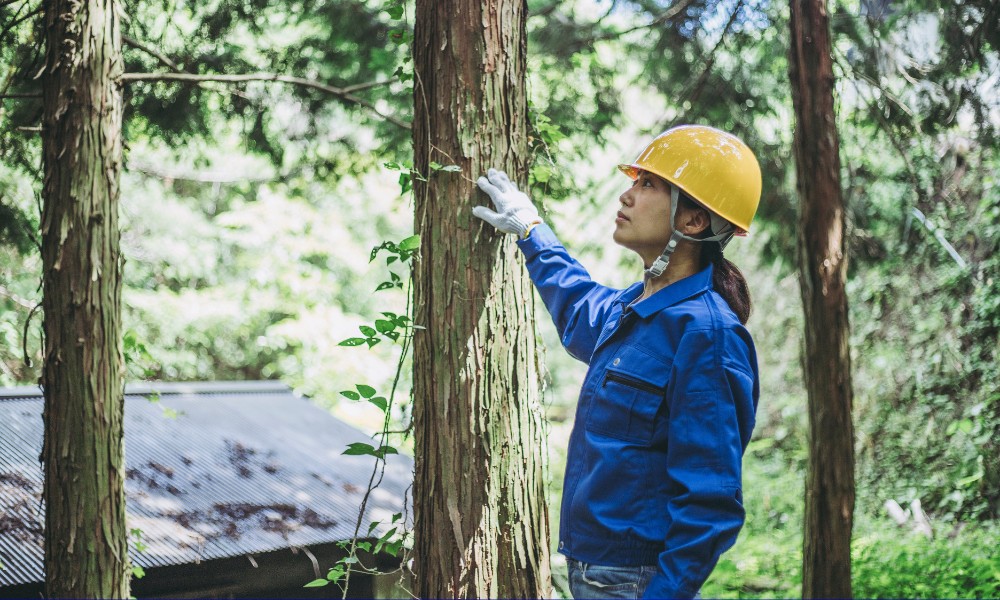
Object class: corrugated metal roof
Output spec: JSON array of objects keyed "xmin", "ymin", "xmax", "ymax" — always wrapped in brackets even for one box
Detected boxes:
[{"xmin": 0, "ymin": 381, "xmax": 412, "ymax": 587}]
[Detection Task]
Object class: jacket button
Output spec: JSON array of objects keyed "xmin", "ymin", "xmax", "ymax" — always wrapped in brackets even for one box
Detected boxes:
[
  {"xmin": 559, "ymin": 541, "xmax": 565, "ymax": 550},
  {"xmin": 613, "ymin": 358, "xmax": 621, "ymax": 366}
]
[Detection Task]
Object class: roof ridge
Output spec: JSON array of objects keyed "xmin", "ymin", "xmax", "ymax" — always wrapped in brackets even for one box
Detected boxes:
[{"xmin": 0, "ymin": 380, "xmax": 291, "ymax": 400}]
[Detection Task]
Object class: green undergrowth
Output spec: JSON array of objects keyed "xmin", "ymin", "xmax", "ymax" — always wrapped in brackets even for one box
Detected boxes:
[{"xmin": 702, "ymin": 449, "xmax": 1000, "ymax": 599}]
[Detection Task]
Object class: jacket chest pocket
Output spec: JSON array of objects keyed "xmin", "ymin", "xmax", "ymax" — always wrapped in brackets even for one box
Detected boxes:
[{"xmin": 586, "ymin": 346, "xmax": 670, "ymax": 445}]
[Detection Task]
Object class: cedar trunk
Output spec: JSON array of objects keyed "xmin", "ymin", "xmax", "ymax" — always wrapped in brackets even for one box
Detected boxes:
[
  {"xmin": 40, "ymin": 0, "xmax": 129, "ymax": 596},
  {"xmin": 411, "ymin": 0, "xmax": 551, "ymax": 597},
  {"xmin": 788, "ymin": 0, "xmax": 856, "ymax": 598}
]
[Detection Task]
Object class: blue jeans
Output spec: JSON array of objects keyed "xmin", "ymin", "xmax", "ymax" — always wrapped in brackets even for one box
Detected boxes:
[
  {"xmin": 566, "ymin": 558, "xmax": 703, "ymax": 599},
  {"xmin": 567, "ymin": 559, "xmax": 656, "ymax": 599}
]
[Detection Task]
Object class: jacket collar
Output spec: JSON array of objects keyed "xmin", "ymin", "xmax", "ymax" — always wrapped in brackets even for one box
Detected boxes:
[{"xmin": 631, "ymin": 262, "xmax": 714, "ymax": 319}]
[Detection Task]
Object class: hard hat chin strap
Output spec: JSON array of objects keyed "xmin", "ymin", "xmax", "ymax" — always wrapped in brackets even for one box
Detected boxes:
[{"xmin": 644, "ymin": 185, "xmax": 737, "ymax": 279}]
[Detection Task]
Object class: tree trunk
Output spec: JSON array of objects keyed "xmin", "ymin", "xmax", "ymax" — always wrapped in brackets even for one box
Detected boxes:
[
  {"xmin": 40, "ymin": 0, "xmax": 129, "ymax": 596},
  {"xmin": 411, "ymin": 0, "xmax": 551, "ymax": 597},
  {"xmin": 788, "ymin": 1, "xmax": 856, "ymax": 598}
]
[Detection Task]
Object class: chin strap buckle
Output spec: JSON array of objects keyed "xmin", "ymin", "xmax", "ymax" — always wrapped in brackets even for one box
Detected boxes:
[{"xmin": 645, "ymin": 232, "xmax": 682, "ymax": 279}]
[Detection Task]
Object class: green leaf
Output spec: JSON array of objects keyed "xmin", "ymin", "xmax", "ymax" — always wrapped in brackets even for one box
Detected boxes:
[
  {"xmin": 339, "ymin": 337, "xmax": 367, "ymax": 347},
  {"xmin": 370, "ymin": 241, "xmax": 397, "ymax": 262},
  {"xmin": 369, "ymin": 396, "xmax": 388, "ymax": 411},
  {"xmin": 394, "ymin": 65, "xmax": 412, "ymax": 82},
  {"xmin": 368, "ymin": 520, "xmax": 380, "ymax": 535},
  {"xmin": 357, "ymin": 541, "xmax": 372, "ymax": 552},
  {"xmin": 385, "ymin": 539, "xmax": 403, "ymax": 557},
  {"xmin": 341, "ymin": 555, "xmax": 360, "ymax": 565},
  {"xmin": 304, "ymin": 579, "xmax": 329, "ymax": 588},
  {"xmin": 356, "ymin": 384, "xmax": 376, "ymax": 398},
  {"xmin": 375, "ymin": 280, "xmax": 396, "ymax": 292},
  {"xmin": 386, "ymin": 4, "xmax": 404, "ymax": 19},
  {"xmin": 340, "ymin": 390, "xmax": 361, "ymax": 401},
  {"xmin": 131, "ymin": 565, "xmax": 146, "ymax": 579},
  {"xmin": 377, "ymin": 445, "xmax": 399, "ymax": 458},
  {"xmin": 399, "ymin": 234, "xmax": 420, "ymax": 251},
  {"xmin": 327, "ymin": 565, "xmax": 346, "ymax": 582},
  {"xmin": 392, "ymin": 512, "xmax": 403, "ymax": 523},
  {"xmin": 344, "ymin": 442, "xmax": 378, "ymax": 456},
  {"xmin": 439, "ymin": 165, "xmax": 462, "ymax": 172},
  {"xmin": 375, "ymin": 319, "xmax": 395, "ymax": 333},
  {"xmin": 531, "ymin": 163, "xmax": 553, "ymax": 184},
  {"xmin": 359, "ymin": 325, "xmax": 377, "ymax": 337}
]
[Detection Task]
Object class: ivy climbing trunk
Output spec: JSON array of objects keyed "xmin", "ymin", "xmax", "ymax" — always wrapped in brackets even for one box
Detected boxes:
[
  {"xmin": 40, "ymin": 0, "xmax": 129, "ymax": 597},
  {"xmin": 411, "ymin": 0, "xmax": 551, "ymax": 597},
  {"xmin": 788, "ymin": 0, "xmax": 856, "ymax": 598}
]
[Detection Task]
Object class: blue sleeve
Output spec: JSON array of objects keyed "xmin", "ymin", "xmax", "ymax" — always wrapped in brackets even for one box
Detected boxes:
[
  {"xmin": 516, "ymin": 224, "xmax": 624, "ymax": 364},
  {"xmin": 643, "ymin": 325, "xmax": 759, "ymax": 599}
]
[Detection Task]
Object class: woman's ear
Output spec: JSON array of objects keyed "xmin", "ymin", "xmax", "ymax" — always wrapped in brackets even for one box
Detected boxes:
[{"xmin": 676, "ymin": 204, "xmax": 711, "ymax": 236}]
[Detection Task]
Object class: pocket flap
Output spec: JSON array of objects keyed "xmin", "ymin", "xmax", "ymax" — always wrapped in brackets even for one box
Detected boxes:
[{"xmin": 605, "ymin": 345, "xmax": 671, "ymax": 389}]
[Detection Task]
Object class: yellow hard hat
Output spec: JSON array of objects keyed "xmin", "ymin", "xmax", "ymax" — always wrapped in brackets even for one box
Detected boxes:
[{"xmin": 618, "ymin": 125, "xmax": 762, "ymax": 233}]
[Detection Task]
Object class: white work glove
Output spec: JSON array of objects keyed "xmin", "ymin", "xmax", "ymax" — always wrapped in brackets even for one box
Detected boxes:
[{"xmin": 474, "ymin": 168, "xmax": 543, "ymax": 238}]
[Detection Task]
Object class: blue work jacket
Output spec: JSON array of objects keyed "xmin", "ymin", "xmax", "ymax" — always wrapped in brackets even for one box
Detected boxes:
[{"xmin": 517, "ymin": 224, "xmax": 759, "ymax": 599}]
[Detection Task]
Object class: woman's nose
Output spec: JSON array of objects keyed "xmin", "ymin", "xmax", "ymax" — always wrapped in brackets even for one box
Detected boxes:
[{"xmin": 619, "ymin": 190, "xmax": 633, "ymax": 207}]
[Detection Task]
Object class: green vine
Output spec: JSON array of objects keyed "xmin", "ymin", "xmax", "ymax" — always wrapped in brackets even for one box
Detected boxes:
[{"xmin": 303, "ymin": 231, "xmax": 418, "ymax": 596}]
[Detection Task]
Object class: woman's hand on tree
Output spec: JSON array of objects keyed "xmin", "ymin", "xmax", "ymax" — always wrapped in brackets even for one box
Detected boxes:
[{"xmin": 473, "ymin": 168, "xmax": 543, "ymax": 238}]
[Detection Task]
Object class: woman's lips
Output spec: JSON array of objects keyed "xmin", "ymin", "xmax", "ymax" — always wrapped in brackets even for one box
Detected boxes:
[{"xmin": 616, "ymin": 211, "xmax": 629, "ymax": 222}]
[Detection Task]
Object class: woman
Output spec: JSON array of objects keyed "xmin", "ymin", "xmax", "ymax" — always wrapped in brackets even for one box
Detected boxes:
[{"xmin": 473, "ymin": 125, "xmax": 761, "ymax": 600}]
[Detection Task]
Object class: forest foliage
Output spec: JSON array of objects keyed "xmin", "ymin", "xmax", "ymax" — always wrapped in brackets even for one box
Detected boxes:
[{"xmin": 1, "ymin": 0, "xmax": 998, "ymax": 596}]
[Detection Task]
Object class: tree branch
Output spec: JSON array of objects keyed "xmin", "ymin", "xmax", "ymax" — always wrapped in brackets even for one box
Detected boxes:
[
  {"xmin": 122, "ymin": 72, "xmax": 410, "ymax": 130},
  {"xmin": 123, "ymin": 35, "xmax": 184, "ymax": 72},
  {"xmin": 684, "ymin": 0, "xmax": 744, "ymax": 106},
  {"xmin": 128, "ymin": 159, "xmax": 299, "ymax": 184},
  {"xmin": 342, "ymin": 78, "xmax": 399, "ymax": 94},
  {"xmin": 0, "ymin": 284, "xmax": 35, "ymax": 309},
  {"xmin": 583, "ymin": 0, "xmax": 695, "ymax": 45},
  {"xmin": 0, "ymin": 4, "xmax": 41, "ymax": 44}
]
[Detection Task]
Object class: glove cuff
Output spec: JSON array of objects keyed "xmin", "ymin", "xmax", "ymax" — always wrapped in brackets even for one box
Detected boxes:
[{"xmin": 510, "ymin": 214, "xmax": 543, "ymax": 239}]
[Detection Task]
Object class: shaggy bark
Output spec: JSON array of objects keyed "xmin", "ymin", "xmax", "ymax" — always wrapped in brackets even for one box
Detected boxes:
[
  {"xmin": 40, "ymin": 0, "xmax": 130, "ymax": 596},
  {"xmin": 411, "ymin": 0, "xmax": 551, "ymax": 596}
]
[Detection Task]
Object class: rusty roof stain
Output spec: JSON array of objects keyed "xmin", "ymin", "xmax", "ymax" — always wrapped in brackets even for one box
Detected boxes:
[{"xmin": 0, "ymin": 381, "xmax": 411, "ymax": 587}]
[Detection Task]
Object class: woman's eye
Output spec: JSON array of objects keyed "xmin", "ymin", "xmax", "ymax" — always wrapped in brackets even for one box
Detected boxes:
[{"xmin": 642, "ymin": 179, "xmax": 653, "ymax": 187}]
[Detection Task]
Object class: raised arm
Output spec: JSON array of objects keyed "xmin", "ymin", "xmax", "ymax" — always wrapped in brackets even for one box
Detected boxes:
[{"xmin": 474, "ymin": 169, "xmax": 625, "ymax": 362}]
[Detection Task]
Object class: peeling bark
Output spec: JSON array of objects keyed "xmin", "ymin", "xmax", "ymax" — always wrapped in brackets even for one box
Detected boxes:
[
  {"xmin": 412, "ymin": 0, "xmax": 551, "ymax": 597},
  {"xmin": 788, "ymin": 1, "xmax": 856, "ymax": 598},
  {"xmin": 40, "ymin": 0, "xmax": 129, "ymax": 596}
]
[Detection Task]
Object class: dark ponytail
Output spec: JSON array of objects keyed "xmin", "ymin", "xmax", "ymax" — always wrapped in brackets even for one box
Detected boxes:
[
  {"xmin": 702, "ymin": 242, "xmax": 752, "ymax": 324},
  {"xmin": 677, "ymin": 193, "xmax": 752, "ymax": 323}
]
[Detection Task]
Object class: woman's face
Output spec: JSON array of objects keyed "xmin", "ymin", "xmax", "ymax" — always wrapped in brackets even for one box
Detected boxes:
[{"xmin": 613, "ymin": 170, "xmax": 675, "ymax": 264}]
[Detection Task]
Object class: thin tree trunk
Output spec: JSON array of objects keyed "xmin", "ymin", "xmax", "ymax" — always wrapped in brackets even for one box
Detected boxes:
[
  {"xmin": 41, "ymin": 0, "xmax": 129, "ymax": 596},
  {"xmin": 411, "ymin": 0, "xmax": 551, "ymax": 597},
  {"xmin": 788, "ymin": 0, "xmax": 856, "ymax": 597}
]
